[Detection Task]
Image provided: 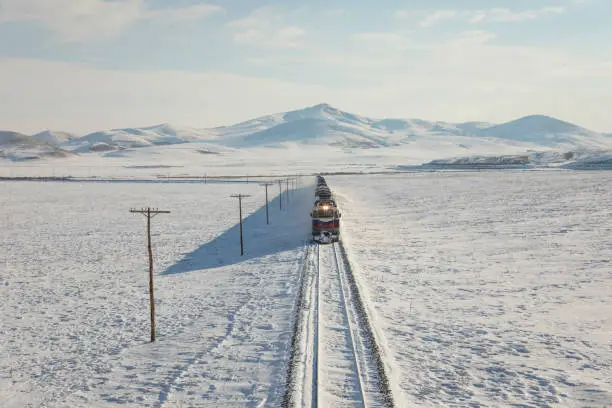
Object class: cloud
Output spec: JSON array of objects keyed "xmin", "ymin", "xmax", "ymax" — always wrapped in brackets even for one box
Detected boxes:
[
  {"xmin": 470, "ymin": 7, "xmax": 566, "ymax": 23},
  {"xmin": 395, "ymin": 6, "xmax": 566, "ymax": 27},
  {"xmin": 0, "ymin": 0, "xmax": 223, "ymax": 42},
  {"xmin": 419, "ymin": 10, "xmax": 458, "ymax": 27},
  {"xmin": 352, "ymin": 32, "xmax": 407, "ymax": 44},
  {"xmin": 0, "ymin": 58, "xmax": 331, "ymax": 134},
  {"xmin": 447, "ymin": 30, "xmax": 498, "ymax": 45},
  {"xmin": 239, "ymin": 26, "xmax": 612, "ymax": 130},
  {"xmin": 1, "ymin": 49, "xmax": 611, "ymax": 134},
  {"xmin": 325, "ymin": 9, "xmax": 349, "ymax": 16},
  {"xmin": 351, "ymin": 32, "xmax": 415, "ymax": 53},
  {"xmin": 145, "ymin": 4, "xmax": 224, "ymax": 24},
  {"xmin": 228, "ymin": 6, "xmax": 305, "ymax": 49}
]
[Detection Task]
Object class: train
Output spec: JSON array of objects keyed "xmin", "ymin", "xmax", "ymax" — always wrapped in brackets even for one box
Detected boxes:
[{"xmin": 311, "ymin": 175, "xmax": 341, "ymax": 243}]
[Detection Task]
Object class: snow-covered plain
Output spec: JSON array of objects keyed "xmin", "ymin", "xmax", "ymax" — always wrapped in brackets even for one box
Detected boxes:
[
  {"xmin": 0, "ymin": 180, "xmax": 313, "ymax": 407},
  {"xmin": 332, "ymin": 171, "xmax": 612, "ymax": 407},
  {"xmin": 2, "ymin": 168, "xmax": 611, "ymax": 407},
  {"xmin": 0, "ymin": 138, "xmax": 544, "ymax": 180}
]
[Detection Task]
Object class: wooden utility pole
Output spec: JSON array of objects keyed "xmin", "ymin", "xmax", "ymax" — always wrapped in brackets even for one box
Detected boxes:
[
  {"xmin": 130, "ymin": 207, "xmax": 170, "ymax": 342},
  {"xmin": 278, "ymin": 179, "xmax": 283, "ymax": 210},
  {"xmin": 230, "ymin": 194, "xmax": 251, "ymax": 255},
  {"xmin": 290, "ymin": 177, "xmax": 296, "ymax": 194},
  {"xmin": 260, "ymin": 182, "xmax": 274, "ymax": 224}
]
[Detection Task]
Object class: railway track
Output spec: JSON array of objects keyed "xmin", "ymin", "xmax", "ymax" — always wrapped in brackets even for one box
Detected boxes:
[{"xmin": 285, "ymin": 241, "xmax": 392, "ymax": 407}]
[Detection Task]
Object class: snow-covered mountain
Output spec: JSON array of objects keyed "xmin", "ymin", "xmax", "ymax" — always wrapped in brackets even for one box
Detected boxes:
[
  {"xmin": 0, "ymin": 131, "xmax": 75, "ymax": 161},
  {"xmin": 207, "ymin": 104, "xmax": 610, "ymax": 150},
  {"xmin": 475, "ymin": 115, "xmax": 608, "ymax": 148},
  {"xmin": 209, "ymin": 103, "xmax": 482, "ymax": 148},
  {"xmin": 2, "ymin": 104, "xmax": 611, "ymax": 162},
  {"xmin": 67, "ymin": 123, "xmax": 213, "ymax": 153},
  {"xmin": 208, "ymin": 104, "xmax": 385, "ymax": 148},
  {"xmin": 32, "ymin": 130, "xmax": 78, "ymax": 145}
]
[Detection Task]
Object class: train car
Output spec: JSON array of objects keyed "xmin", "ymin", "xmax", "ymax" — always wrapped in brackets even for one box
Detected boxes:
[
  {"xmin": 315, "ymin": 187, "xmax": 332, "ymax": 199},
  {"xmin": 311, "ymin": 198, "xmax": 341, "ymax": 243},
  {"xmin": 317, "ymin": 191, "xmax": 332, "ymax": 200}
]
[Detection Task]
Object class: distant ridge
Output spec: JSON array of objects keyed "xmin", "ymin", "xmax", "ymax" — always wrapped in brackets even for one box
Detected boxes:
[
  {"xmin": 1, "ymin": 104, "xmax": 611, "ymax": 160},
  {"xmin": 0, "ymin": 131, "xmax": 75, "ymax": 161},
  {"xmin": 206, "ymin": 104, "xmax": 610, "ymax": 149},
  {"xmin": 32, "ymin": 130, "xmax": 78, "ymax": 145},
  {"xmin": 476, "ymin": 114, "xmax": 602, "ymax": 147}
]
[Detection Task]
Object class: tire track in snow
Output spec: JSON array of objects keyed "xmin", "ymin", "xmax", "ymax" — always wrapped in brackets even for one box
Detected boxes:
[{"xmin": 156, "ymin": 290, "xmax": 255, "ymax": 408}]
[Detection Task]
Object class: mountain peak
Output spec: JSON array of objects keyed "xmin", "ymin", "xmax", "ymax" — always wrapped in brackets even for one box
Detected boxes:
[
  {"xmin": 31, "ymin": 130, "xmax": 78, "ymax": 145},
  {"xmin": 311, "ymin": 102, "xmax": 334, "ymax": 110},
  {"xmin": 282, "ymin": 103, "xmax": 365, "ymax": 124},
  {"xmin": 479, "ymin": 114, "xmax": 604, "ymax": 147},
  {"xmin": 520, "ymin": 114, "xmax": 558, "ymax": 120},
  {"xmin": 513, "ymin": 114, "xmax": 575, "ymax": 126},
  {"xmin": 489, "ymin": 114, "xmax": 586, "ymax": 133}
]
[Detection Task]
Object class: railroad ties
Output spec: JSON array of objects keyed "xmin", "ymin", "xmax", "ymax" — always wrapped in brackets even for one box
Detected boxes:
[
  {"xmin": 284, "ymin": 240, "xmax": 394, "ymax": 407},
  {"xmin": 283, "ymin": 177, "xmax": 393, "ymax": 407}
]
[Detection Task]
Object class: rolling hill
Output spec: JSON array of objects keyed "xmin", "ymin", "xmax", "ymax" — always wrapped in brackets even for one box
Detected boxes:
[
  {"xmin": 0, "ymin": 131, "xmax": 76, "ymax": 161},
  {"xmin": 205, "ymin": 104, "xmax": 610, "ymax": 150},
  {"xmin": 475, "ymin": 115, "xmax": 606, "ymax": 148},
  {"xmin": 32, "ymin": 130, "xmax": 78, "ymax": 145},
  {"xmin": 66, "ymin": 123, "xmax": 213, "ymax": 153},
  {"xmin": 1, "ymin": 104, "xmax": 611, "ymax": 163}
]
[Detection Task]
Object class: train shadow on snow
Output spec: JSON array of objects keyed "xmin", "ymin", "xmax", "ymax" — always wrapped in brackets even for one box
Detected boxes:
[{"xmin": 163, "ymin": 186, "xmax": 314, "ymax": 274}]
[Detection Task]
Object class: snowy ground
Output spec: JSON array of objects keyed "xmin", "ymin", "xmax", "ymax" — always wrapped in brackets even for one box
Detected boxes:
[
  {"xmin": 293, "ymin": 242, "xmax": 389, "ymax": 408},
  {"xmin": 332, "ymin": 170, "xmax": 612, "ymax": 407},
  {"xmin": 0, "ymin": 180, "xmax": 313, "ymax": 407},
  {"xmin": 0, "ymin": 139, "xmax": 538, "ymax": 179},
  {"xmin": 2, "ymin": 169, "xmax": 611, "ymax": 407}
]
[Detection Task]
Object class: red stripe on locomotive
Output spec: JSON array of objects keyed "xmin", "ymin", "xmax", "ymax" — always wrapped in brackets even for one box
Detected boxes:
[{"xmin": 312, "ymin": 220, "xmax": 340, "ymax": 228}]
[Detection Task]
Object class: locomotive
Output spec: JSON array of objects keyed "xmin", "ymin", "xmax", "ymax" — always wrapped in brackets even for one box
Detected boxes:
[{"xmin": 311, "ymin": 176, "xmax": 341, "ymax": 243}]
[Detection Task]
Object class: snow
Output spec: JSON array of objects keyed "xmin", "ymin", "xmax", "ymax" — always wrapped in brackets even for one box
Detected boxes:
[
  {"xmin": 419, "ymin": 149, "xmax": 612, "ymax": 170},
  {"xmin": 0, "ymin": 180, "xmax": 313, "ymax": 407},
  {"xmin": 31, "ymin": 130, "xmax": 78, "ymax": 145},
  {"xmin": 4, "ymin": 104, "xmax": 612, "ymax": 163},
  {"xmin": 318, "ymin": 245, "xmax": 365, "ymax": 406},
  {"xmin": 185, "ymin": 106, "xmax": 611, "ymax": 150},
  {"xmin": 0, "ymin": 131, "xmax": 75, "ymax": 161},
  {"xmin": 480, "ymin": 115, "xmax": 608, "ymax": 148},
  {"xmin": 331, "ymin": 170, "xmax": 612, "ymax": 407},
  {"xmin": 2, "ymin": 123, "xmax": 611, "ymax": 407},
  {"xmin": 0, "ymin": 137, "xmax": 552, "ymax": 180},
  {"xmin": 562, "ymin": 151, "xmax": 612, "ymax": 170},
  {"xmin": 67, "ymin": 125, "xmax": 214, "ymax": 153}
]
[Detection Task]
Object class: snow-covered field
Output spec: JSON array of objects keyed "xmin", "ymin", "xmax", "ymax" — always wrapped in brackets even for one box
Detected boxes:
[
  {"xmin": 0, "ymin": 180, "xmax": 312, "ymax": 407},
  {"xmin": 0, "ymin": 138, "xmax": 546, "ymax": 180},
  {"xmin": 332, "ymin": 170, "xmax": 612, "ymax": 407},
  {"xmin": 2, "ymin": 169, "xmax": 611, "ymax": 407}
]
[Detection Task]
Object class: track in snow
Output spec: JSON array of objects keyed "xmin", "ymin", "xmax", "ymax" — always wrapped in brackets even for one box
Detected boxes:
[{"xmin": 294, "ymin": 242, "xmax": 390, "ymax": 407}]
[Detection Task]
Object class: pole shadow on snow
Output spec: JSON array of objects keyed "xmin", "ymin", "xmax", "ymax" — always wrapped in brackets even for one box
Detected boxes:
[{"xmin": 163, "ymin": 186, "xmax": 313, "ymax": 274}]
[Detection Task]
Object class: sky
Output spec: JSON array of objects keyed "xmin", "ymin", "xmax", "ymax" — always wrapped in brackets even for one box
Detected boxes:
[{"xmin": 0, "ymin": 0, "xmax": 611, "ymax": 134}]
